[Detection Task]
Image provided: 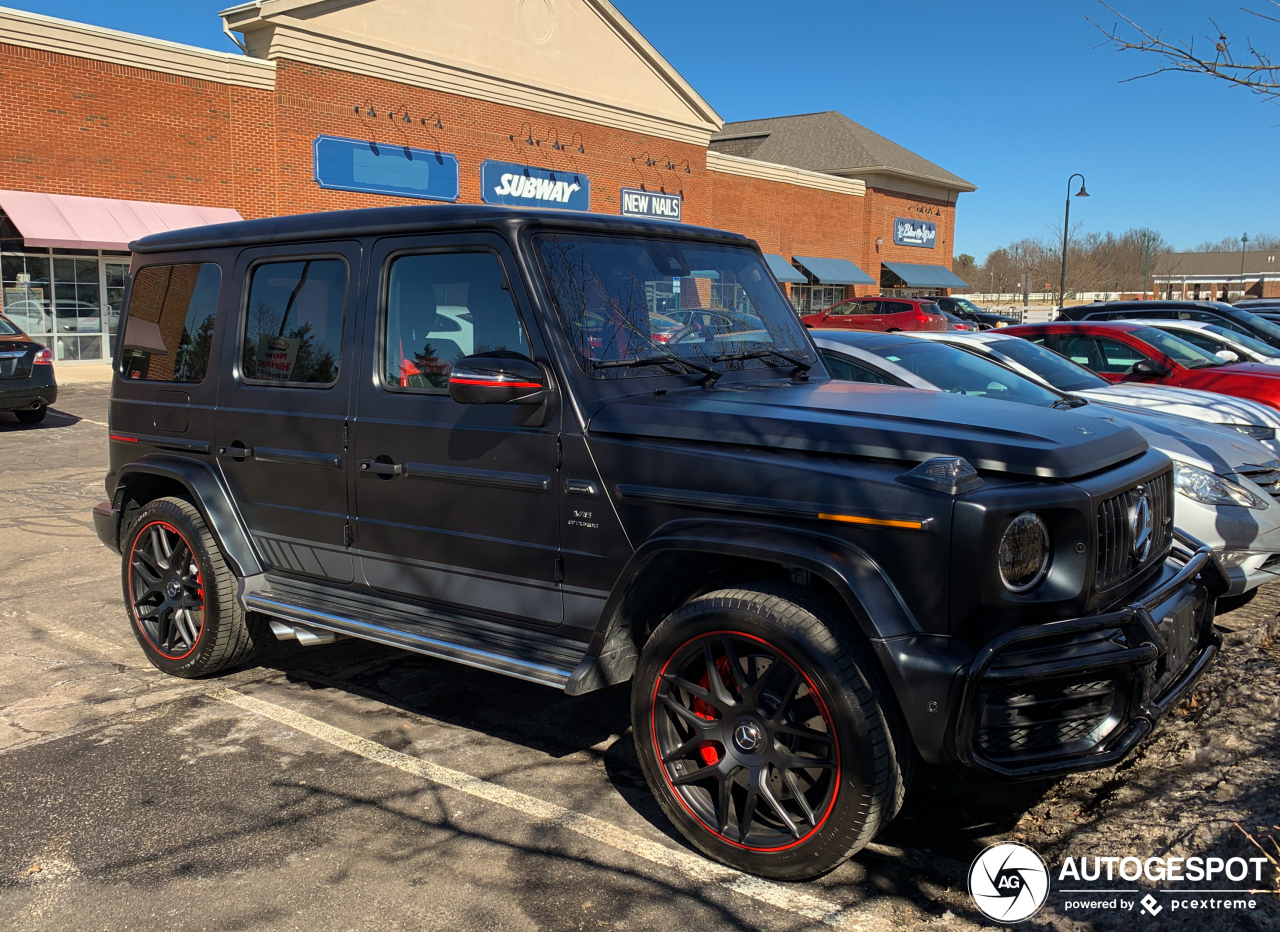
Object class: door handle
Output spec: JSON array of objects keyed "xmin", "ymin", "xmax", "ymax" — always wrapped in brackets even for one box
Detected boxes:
[{"xmin": 359, "ymin": 458, "xmax": 403, "ymax": 476}]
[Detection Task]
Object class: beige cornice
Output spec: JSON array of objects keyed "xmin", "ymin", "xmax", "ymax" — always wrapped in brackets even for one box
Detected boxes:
[
  {"xmin": 0, "ymin": 5, "xmax": 275, "ymax": 90},
  {"xmin": 223, "ymin": 5, "xmax": 719, "ymax": 146},
  {"xmin": 706, "ymin": 152, "xmax": 865, "ymax": 196}
]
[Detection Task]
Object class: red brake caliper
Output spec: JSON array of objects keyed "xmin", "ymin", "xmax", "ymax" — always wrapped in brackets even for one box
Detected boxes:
[{"xmin": 691, "ymin": 653, "xmax": 736, "ymax": 766}]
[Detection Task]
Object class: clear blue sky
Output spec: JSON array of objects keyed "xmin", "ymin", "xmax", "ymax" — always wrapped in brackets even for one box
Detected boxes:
[{"xmin": 11, "ymin": 0, "xmax": 1275, "ymax": 259}]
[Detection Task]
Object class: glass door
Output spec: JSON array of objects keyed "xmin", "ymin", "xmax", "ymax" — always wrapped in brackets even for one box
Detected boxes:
[{"xmin": 103, "ymin": 261, "xmax": 128, "ymax": 358}]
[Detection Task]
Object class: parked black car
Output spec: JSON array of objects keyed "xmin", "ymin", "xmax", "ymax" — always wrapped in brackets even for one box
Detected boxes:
[
  {"xmin": 933, "ymin": 296, "xmax": 1018, "ymax": 329},
  {"xmin": 92, "ymin": 206, "xmax": 1226, "ymax": 880},
  {"xmin": 0, "ymin": 313, "xmax": 56, "ymax": 423},
  {"xmin": 1059, "ymin": 299, "xmax": 1280, "ymax": 350}
]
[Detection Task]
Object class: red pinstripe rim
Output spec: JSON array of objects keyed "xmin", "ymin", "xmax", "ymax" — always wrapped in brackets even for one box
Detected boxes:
[{"xmin": 127, "ymin": 520, "xmax": 205, "ymax": 661}]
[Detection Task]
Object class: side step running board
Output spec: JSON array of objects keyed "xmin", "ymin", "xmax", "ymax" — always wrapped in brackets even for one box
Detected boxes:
[{"xmin": 245, "ymin": 592, "xmax": 577, "ymax": 690}]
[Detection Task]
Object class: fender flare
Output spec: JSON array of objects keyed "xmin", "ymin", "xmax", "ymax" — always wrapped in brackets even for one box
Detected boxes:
[
  {"xmin": 565, "ymin": 518, "xmax": 921, "ymax": 695},
  {"xmin": 112, "ymin": 454, "xmax": 262, "ymax": 578}
]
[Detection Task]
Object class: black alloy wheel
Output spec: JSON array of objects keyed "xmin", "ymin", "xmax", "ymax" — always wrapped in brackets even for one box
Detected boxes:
[
  {"xmin": 120, "ymin": 497, "xmax": 260, "ymax": 677},
  {"xmin": 651, "ymin": 631, "xmax": 839, "ymax": 851},
  {"xmin": 128, "ymin": 519, "xmax": 205, "ymax": 660},
  {"xmin": 633, "ymin": 586, "xmax": 910, "ymax": 880}
]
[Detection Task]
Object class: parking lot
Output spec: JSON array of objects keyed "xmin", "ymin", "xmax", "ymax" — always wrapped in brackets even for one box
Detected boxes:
[{"xmin": 1, "ymin": 383, "xmax": 1278, "ymax": 932}]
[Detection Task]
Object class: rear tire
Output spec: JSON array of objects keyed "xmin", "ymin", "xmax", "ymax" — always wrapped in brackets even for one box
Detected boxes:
[
  {"xmin": 632, "ymin": 585, "xmax": 909, "ymax": 880},
  {"xmin": 15, "ymin": 405, "xmax": 45, "ymax": 423},
  {"xmin": 121, "ymin": 497, "xmax": 258, "ymax": 677}
]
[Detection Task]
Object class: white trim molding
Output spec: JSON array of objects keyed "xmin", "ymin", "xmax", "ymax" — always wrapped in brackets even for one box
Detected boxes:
[
  {"xmin": 0, "ymin": 5, "xmax": 276, "ymax": 90},
  {"xmin": 706, "ymin": 152, "xmax": 865, "ymax": 196}
]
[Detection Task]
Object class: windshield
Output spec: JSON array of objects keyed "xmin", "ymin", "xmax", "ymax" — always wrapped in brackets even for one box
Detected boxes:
[
  {"xmin": 1204, "ymin": 324, "xmax": 1280, "ymax": 357},
  {"xmin": 0, "ymin": 316, "xmax": 21, "ymax": 337},
  {"xmin": 1130, "ymin": 327, "xmax": 1226, "ymax": 368},
  {"xmin": 950, "ymin": 298, "xmax": 983, "ymax": 314},
  {"xmin": 864, "ymin": 340, "xmax": 1063, "ymax": 406},
  {"xmin": 535, "ymin": 234, "xmax": 815, "ymax": 378},
  {"xmin": 1235, "ymin": 310, "xmax": 1280, "ymax": 342},
  {"xmin": 986, "ymin": 337, "xmax": 1108, "ymax": 391}
]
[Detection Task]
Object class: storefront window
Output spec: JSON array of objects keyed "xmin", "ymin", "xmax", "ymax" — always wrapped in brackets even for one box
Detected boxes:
[
  {"xmin": 1, "ymin": 252, "xmax": 53, "ymax": 345},
  {"xmin": 789, "ymin": 284, "xmax": 847, "ymax": 314}
]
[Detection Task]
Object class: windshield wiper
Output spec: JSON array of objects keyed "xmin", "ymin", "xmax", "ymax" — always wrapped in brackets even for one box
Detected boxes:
[
  {"xmin": 593, "ymin": 353, "xmax": 723, "ymax": 387},
  {"xmin": 1050, "ymin": 394, "xmax": 1089, "ymax": 409},
  {"xmin": 711, "ymin": 348, "xmax": 813, "ymax": 379}
]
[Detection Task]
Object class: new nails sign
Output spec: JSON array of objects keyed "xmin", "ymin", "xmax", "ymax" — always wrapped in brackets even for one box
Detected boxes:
[
  {"xmin": 481, "ymin": 160, "xmax": 590, "ymax": 211},
  {"xmin": 619, "ymin": 187, "xmax": 682, "ymax": 222}
]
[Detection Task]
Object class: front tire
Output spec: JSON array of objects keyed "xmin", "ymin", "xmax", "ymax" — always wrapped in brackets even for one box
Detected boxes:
[
  {"xmin": 632, "ymin": 586, "xmax": 908, "ymax": 880},
  {"xmin": 121, "ymin": 497, "xmax": 258, "ymax": 677}
]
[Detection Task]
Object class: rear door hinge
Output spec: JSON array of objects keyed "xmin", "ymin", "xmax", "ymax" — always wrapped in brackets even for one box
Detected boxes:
[
  {"xmin": 343, "ymin": 521, "xmax": 353, "ymax": 548},
  {"xmin": 342, "ymin": 421, "xmax": 349, "ymax": 450},
  {"xmin": 554, "ymin": 554, "xmax": 564, "ymax": 584},
  {"xmin": 555, "ymin": 436, "xmax": 563, "ymax": 470}
]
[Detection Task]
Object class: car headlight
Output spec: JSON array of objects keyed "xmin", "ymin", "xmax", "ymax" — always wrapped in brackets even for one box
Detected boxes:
[
  {"xmin": 998, "ymin": 512, "xmax": 1051, "ymax": 592},
  {"xmin": 1228, "ymin": 423, "xmax": 1276, "ymax": 442},
  {"xmin": 1173, "ymin": 463, "xmax": 1267, "ymax": 508}
]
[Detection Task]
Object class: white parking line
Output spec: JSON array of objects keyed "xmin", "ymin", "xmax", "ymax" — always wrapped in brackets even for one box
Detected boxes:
[{"xmin": 210, "ymin": 687, "xmax": 889, "ymax": 932}]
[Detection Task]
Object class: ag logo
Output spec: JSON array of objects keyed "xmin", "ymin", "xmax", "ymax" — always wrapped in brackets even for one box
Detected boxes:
[{"xmin": 968, "ymin": 842, "xmax": 1050, "ymax": 923}]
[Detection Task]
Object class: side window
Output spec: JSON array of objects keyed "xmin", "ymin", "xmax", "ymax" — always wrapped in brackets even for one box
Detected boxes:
[
  {"xmin": 241, "ymin": 259, "xmax": 347, "ymax": 385},
  {"xmin": 383, "ymin": 252, "xmax": 529, "ymax": 391},
  {"xmin": 1175, "ymin": 330, "xmax": 1222, "ymax": 354},
  {"xmin": 820, "ymin": 351, "xmax": 895, "ymax": 384},
  {"xmin": 1094, "ymin": 336, "xmax": 1150, "ymax": 374},
  {"xmin": 120, "ymin": 263, "xmax": 221, "ymax": 382},
  {"xmin": 878, "ymin": 301, "xmax": 913, "ymax": 315},
  {"xmin": 1058, "ymin": 334, "xmax": 1102, "ymax": 368},
  {"xmin": 829, "ymin": 301, "xmax": 875, "ymax": 316}
]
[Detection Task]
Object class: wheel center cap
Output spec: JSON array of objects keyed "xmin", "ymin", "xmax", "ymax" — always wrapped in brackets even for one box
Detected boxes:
[
  {"xmin": 165, "ymin": 578, "xmax": 183, "ymax": 599},
  {"xmin": 733, "ymin": 720, "xmax": 763, "ymax": 754}
]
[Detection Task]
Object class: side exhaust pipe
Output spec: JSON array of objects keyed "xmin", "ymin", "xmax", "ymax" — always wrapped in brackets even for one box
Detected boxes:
[{"xmin": 268, "ymin": 619, "xmax": 344, "ymax": 647}]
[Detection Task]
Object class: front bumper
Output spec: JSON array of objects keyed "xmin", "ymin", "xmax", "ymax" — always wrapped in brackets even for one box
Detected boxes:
[{"xmin": 952, "ymin": 536, "xmax": 1228, "ymax": 779}]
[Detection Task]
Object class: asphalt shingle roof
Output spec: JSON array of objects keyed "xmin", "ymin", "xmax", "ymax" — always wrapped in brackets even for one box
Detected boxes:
[
  {"xmin": 710, "ymin": 111, "xmax": 975, "ymax": 192},
  {"xmin": 1153, "ymin": 250, "xmax": 1280, "ymax": 277}
]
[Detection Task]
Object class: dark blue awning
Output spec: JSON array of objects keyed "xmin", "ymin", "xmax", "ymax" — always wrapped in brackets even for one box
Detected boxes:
[
  {"xmin": 792, "ymin": 255, "xmax": 876, "ymax": 286},
  {"xmin": 762, "ymin": 253, "xmax": 807, "ymax": 283},
  {"xmin": 881, "ymin": 261, "xmax": 969, "ymax": 289}
]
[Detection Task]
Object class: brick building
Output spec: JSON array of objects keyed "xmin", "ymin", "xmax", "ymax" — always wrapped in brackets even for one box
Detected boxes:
[
  {"xmin": 0, "ymin": 1, "xmax": 975, "ymax": 365},
  {"xmin": 1151, "ymin": 250, "xmax": 1280, "ymax": 302}
]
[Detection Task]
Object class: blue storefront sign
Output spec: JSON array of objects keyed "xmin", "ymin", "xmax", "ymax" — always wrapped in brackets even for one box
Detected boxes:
[
  {"xmin": 619, "ymin": 187, "xmax": 682, "ymax": 222},
  {"xmin": 893, "ymin": 217, "xmax": 937, "ymax": 248},
  {"xmin": 314, "ymin": 135, "xmax": 459, "ymax": 201},
  {"xmin": 481, "ymin": 160, "xmax": 590, "ymax": 211}
]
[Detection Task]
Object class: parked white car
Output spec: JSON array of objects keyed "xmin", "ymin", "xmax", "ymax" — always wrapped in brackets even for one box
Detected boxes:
[
  {"xmin": 918, "ymin": 329, "xmax": 1280, "ymax": 459},
  {"xmin": 1127, "ymin": 318, "xmax": 1280, "ymax": 367},
  {"xmin": 813, "ymin": 329, "xmax": 1280, "ymax": 596}
]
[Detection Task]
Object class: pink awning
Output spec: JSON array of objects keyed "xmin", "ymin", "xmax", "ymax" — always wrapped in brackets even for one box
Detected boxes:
[{"xmin": 0, "ymin": 190, "xmax": 243, "ymax": 251}]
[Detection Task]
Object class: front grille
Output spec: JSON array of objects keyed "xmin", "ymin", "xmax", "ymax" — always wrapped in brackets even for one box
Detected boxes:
[
  {"xmin": 977, "ymin": 679, "xmax": 1118, "ymax": 760},
  {"xmin": 1237, "ymin": 465, "xmax": 1280, "ymax": 503},
  {"xmin": 1095, "ymin": 471, "xmax": 1173, "ymax": 591}
]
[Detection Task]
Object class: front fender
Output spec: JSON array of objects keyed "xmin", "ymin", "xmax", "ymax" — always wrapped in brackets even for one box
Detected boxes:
[
  {"xmin": 112, "ymin": 454, "xmax": 261, "ymax": 577},
  {"xmin": 565, "ymin": 518, "xmax": 922, "ymax": 695}
]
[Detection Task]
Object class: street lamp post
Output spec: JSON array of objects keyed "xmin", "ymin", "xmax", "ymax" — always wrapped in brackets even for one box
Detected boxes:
[
  {"xmin": 1058, "ymin": 174, "xmax": 1089, "ymax": 309},
  {"xmin": 1240, "ymin": 232, "xmax": 1249, "ymax": 299},
  {"xmin": 1142, "ymin": 230, "xmax": 1152, "ymax": 300}
]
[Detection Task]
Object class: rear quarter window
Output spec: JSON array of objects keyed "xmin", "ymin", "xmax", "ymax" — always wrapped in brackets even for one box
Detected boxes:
[{"xmin": 120, "ymin": 263, "xmax": 222, "ymax": 382}]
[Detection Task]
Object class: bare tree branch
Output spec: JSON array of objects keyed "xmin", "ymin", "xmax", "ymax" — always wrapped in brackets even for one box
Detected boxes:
[{"xmin": 1089, "ymin": 2, "xmax": 1280, "ymax": 102}]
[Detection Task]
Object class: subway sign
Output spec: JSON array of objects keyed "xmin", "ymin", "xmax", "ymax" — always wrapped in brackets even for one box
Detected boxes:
[
  {"xmin": 313, "ymin": 135, "xmax": 459, "ymax": 201},
  {"xmin": 619, "ymin": 187, "xmax": 682, "ymax": 222},
  {"xmin": 481, "ymin": 160, "xmax": 590, "ymax": 211},
  {"xmin": 893, "ymin": 217, "xmax": 937, "ymax": 248}
]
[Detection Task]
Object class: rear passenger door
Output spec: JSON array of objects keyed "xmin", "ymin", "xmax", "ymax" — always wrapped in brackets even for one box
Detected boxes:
[
  {"xmin": 214, "ymin": 243, "xmax": 363, "ymax": 584},
  {"xmin": 348, "ymin": 233, "xmax": 563, "ymax": 626},
  {"xmin": 877, "ymin": 300, "xmax": 915, "ymax": 330}
]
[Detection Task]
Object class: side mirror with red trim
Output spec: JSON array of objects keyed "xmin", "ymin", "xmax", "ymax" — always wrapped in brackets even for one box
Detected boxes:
[{"xmin": 448, "ymin": 355, "xmax": 548, "ymax": 406}]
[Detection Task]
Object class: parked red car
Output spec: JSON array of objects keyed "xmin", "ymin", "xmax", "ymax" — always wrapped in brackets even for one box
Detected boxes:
[
  {"xmin": 1002, "ymin": 320, "xmax": 1280, "ymax": 410},
  {"xmin": 800, "ymin": 296, "xmax": 948, "ymax": 332}
]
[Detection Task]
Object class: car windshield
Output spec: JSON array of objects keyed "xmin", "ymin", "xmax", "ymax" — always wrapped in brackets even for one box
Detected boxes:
[
  {"xmin": 0, "ymin": 316, "xmax": 21, "ymax": 337},
  {"xmin": 1203, "ymin": 324, "xmax": 1280, "ymax": 357},
  {"xmin": 1130, "ymin": 327, "xmax": 1226, "ymax": 368},
  {"xmin": 535, "ymin": 234, "xmax": 815, "ymax": 378},
  {"xmin": 985, "ymin": 337, "xmax": 1109, "ymax": 391},
  {"xmin": 950, "ymin": 298, "xmax": 983, "ymax": 314},
  {"xmin": 1234, "ymin": 310, "xmax": 1280, "ymax": 342},
  {"xmin": 864, "ymin": 340, "xmax": 1063, "ymax": 406}
]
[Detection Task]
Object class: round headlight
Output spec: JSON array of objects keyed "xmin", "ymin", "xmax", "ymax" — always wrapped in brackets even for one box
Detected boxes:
[{"xmin": 998, "ymin": 512, "xmax": 1051, "ymax": 592}]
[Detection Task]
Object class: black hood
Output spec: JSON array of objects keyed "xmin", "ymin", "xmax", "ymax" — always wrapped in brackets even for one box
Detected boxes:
[{"xmin": 588, "ymin": 381, "xmax": 1147, "ymax": 479}]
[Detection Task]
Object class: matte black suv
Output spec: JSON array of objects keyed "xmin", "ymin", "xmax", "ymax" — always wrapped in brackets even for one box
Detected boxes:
[
  {"xmin": 93, "ymin": 206, "xmax": 1226, "ymax": 880},
  {"xmin": 1059, "ymin": 299, "xmax": 1280, "ymax": 350}
]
